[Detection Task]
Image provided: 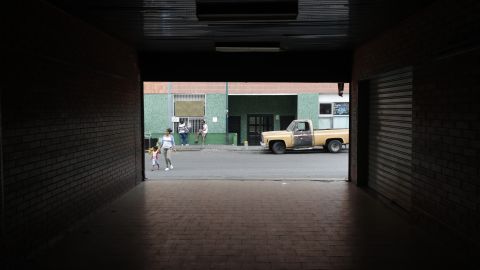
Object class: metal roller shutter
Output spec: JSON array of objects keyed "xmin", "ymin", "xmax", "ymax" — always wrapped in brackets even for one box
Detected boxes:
[{"xmin": 368, "ymin": 68, "xmax": 412, "ymax": 210}]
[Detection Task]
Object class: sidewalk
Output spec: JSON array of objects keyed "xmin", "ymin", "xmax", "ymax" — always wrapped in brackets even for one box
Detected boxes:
[
  {"xmin": 147, "ymin": 144, "xmax": 264, "ymax": 152},
  {"xmin": 146, "ymin": 144, "xmax": 348, "ymax": 153},
  {"xmin": 178, "ymin": 144, "xmax": 264, "ymax": 151}
]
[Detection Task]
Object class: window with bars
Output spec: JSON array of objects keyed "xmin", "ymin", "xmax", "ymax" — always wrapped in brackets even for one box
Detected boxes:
[
  {"xmin": 173, "ymin": 94, "xmax": 206, "ymax": 134},
  {"xmin": 174, "ymin": 94, "xmax": 205, "ymax": 117}
]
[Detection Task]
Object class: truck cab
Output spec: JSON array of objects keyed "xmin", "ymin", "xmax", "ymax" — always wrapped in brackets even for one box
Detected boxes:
[{"xmin": 286, "ymin": 120, "xmax": 314, "ymax": 148}]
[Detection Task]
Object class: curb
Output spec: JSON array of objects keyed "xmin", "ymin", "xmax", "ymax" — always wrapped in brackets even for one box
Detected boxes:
[
  {"xmin": 146, "ymin": 178, "xmax": 348, "ymax": 181},
  {"xmin": 146, "ymin": 147, "xmax": 349, "ymax": 153},
  {"xmin": 146, "ymin": 146, "xmax": 265, "ymax": 152}
]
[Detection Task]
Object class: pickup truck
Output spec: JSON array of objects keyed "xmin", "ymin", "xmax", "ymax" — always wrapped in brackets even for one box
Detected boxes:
[{"xmin": 260, "ymin": 119, "xmax": 349, "ymax": 154}]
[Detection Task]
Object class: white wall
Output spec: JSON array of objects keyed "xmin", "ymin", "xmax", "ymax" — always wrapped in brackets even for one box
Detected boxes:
[
  {"xmin": 318, "ymin": 94, "xmax": 349, "ymax": 129},
  {"xmin": 318, "ymin": 94, "xmax": 350, "ymax": 103}
]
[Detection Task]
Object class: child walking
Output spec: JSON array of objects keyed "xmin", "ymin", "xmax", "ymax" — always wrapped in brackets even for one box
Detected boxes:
[
  {"xmin": 160, "ymin": 128, "xmax": 176, "ymax": 171},
  {"xmin": 150, "ymin": 146, "xmax": 160, "ymax": 171}
]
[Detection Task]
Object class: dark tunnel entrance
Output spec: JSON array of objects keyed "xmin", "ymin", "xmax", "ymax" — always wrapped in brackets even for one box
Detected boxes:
[{"xmin": 2, "ymin": 0, "xmax": 479, "ymax": 267}]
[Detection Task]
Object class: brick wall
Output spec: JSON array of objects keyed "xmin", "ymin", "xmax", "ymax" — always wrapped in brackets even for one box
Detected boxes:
[
  {"xmin": 144, "ymin": 82, "xmax": 349, "ymax": 94},
  {"xmin": 350, "ymin": 0, "xmax": 480, "ymax": 250},
  {"xmin": 2, "ymin": 0, "xmax": 142, "ymax": 261}
]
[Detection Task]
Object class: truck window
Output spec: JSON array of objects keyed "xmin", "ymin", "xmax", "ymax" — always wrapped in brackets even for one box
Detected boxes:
[
  {"xmin": 286, "ymin": 121, "xmax": 296, "ymax": 131},
  {"xmin": 296, "ymin": 122, "xmax": 310, "ymax": 131}
]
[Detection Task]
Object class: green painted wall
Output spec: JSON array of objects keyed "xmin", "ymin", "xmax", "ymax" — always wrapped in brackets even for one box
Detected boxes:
[
  {"xmin": 144, "ymin": 93, "xmax": 320, "ymax": 144},
  {"xmin": 297, "ymin": 94, "xmax": 319, "ymax": 129},
  {"xmin": 148, "ymin": 133, "xmax": 237, "ymax": 146},
  {"xmin": 173, "ymin": 133, "xmax": 237, "ymax": 145},
  {"xmin": 144, "ymin": 94, "xmax": 169, "ymax": 135},
  {"xmin": 145, "ymin": 93, "xmax": 231, "ymax": 145},
  {"xmin": 228, "ymin": 95, "xmax": 297, "ymax": 143},
  {"xmin": 205, "ymin": 94, "xmax": 227, "ymax": 133}
]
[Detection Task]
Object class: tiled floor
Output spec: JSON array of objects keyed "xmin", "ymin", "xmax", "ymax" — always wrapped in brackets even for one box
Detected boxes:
[{"xmin": 35, "ymin": 180, "xmax": 469, "ymax": 269}]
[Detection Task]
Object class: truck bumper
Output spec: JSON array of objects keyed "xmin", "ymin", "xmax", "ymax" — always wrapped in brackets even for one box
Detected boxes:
[{"xmin": 260, "ymin": 142, "xmax": 268, "ymax": 149}]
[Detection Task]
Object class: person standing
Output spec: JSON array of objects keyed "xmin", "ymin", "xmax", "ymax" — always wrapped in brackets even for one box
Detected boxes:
[
  {"xmin": 178, "ymin": 120, "xmax": 189, "ymax": 146},
  {"xmin": 195, "ymin": 120, "xmax": 208, "ymax": 145},
  {"xmin": 160, "ymin": 128, "xmax": 176, "ymax": 171}
]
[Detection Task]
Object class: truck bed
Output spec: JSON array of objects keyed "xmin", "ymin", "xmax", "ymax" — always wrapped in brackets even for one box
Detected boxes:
[{"xmin": 313, "ymin": 129, "xmax": 349, "ymax": 145}]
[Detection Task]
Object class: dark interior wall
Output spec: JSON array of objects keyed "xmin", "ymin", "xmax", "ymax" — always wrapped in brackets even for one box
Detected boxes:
[
  {"xmin": 350, "ymin": 0, "xmax": 480, "ymax": 249},
  {"xmin": 2, "ymin": 0, "xmax": 142, "ymax": 259}
]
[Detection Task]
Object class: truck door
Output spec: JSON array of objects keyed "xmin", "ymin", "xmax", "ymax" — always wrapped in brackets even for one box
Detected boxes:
[{"xmin": 293, "ymin": 121, "xmax": 313, "ymax": 147}]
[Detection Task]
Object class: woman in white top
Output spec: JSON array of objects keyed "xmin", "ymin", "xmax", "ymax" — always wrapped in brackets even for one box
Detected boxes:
[
  {"xmin": 178, "ymin": 120, "xmax": 189, "ymax": 146},
  {"xmin": 160, "ymin": 128, "xmax": 176, "ymax": 171}
]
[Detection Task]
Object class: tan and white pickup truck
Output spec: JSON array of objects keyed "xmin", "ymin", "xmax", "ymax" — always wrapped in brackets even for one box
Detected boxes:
[{"xmin": 260, "ymin": 119, "xmax": 349, "ymax": 154}]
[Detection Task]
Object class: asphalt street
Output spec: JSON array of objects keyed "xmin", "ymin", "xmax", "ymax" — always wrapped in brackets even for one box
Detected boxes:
[{"xmin": 145, "ymin": 149, "xmax": 348, "ymax": 180}]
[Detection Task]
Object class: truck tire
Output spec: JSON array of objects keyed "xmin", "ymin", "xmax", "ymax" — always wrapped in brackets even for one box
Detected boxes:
[
  {"xmin": 327, "ymin": 140, "xmax": 342, "ymax": 153},
  {"xmin": 271, "ymin": 141, "xmax": 286, "ymax": 154}
]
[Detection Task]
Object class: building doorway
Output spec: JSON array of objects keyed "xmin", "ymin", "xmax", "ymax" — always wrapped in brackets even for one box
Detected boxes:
[
  {"xmin": 247, "ymin": 114, "xmax": 273, "ymax": 146},
  {"xmin": 228, "ymin": 116, "xmax": 241, "ymax": 145}
]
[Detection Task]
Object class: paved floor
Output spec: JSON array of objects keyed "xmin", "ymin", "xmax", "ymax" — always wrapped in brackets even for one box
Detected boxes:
[
  {"xmin": 33, "ymin": 180, "xmax": 469, "ymax": 270},
  {"xmin": 146, "ymin": 149, "xmax": 348, "ymax": 180}
]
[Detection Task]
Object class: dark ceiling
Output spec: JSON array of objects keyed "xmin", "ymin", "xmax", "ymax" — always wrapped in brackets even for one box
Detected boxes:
[{"xmin": 46, "ymin": 0, "xmax": 434, "ymax": 53}]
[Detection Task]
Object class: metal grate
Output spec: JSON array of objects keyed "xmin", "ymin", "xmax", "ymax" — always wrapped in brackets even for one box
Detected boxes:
[
  {"xmin": 174, "ymin": 94, "xmax": 205, "ymax": 101},
  {"xmin": 368, "ymin": 67, "xmax": 413, "ymax": 211},
  {"xmin": 173, "ymin": 117, "xmax": 204, "ymax": 134},
  {"xmin": 173, "ymin": 94, "xmax": 205, "ymax": 134}
]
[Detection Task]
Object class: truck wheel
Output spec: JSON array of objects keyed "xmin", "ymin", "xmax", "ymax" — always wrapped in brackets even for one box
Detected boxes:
[
  {"xmin": 327, "ymin": 140, "xmax": 342, "ymax": 153},
  {"xmin": 271, "ymin": 141, "xmax": 286, "ymax": 154}
]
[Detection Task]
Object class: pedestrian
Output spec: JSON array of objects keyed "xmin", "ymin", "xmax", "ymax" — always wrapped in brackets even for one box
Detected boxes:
[
  {"xmin": 195, "ymin": 120, "xmax": 208, "ymax": 145},
  {"xmin": 150, "ymin": 146, "xmax": 160, "ymax": 171},
  {"xmin": 178, "ymin": 120, "xmax": 189, "ymax": 146},
  {"xmin": 160, "ymin": 128, "xmax": 176, "ymax": 171}
]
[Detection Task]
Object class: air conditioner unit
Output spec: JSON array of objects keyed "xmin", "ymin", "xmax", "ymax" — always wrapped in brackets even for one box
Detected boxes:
[{"xmin": 196, "ymin": 0, "xmax": 298, "ymax": 21}]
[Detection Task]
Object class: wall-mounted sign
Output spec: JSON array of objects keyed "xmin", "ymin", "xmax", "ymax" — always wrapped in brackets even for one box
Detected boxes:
[
  {"xmin": 334, "ymin": 103, "xmax": 349, "ymax": 115},
  {"xmin": 212, "ymin": 117, "xmax": 218, "ymax": 123},
  {"xmin": 171, "ymin": 116, "xmax": 179, "ymax": 122}
]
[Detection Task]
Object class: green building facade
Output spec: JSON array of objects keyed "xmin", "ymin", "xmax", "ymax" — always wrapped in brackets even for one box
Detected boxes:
[
  {"xmin": 297, "ymin": 94, "xmax": 320, "ymax": 129},
  {"xmin": 144, "ymin": 94, "xmax": 169, "ymax": 137},
  {"xmin": 144, "ymin": 91, "xmax": 347, "ymax": 146}
]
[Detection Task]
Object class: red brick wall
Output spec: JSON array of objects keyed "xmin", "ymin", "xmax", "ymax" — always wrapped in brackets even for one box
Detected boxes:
[
  {"xmin": 144, "ymin": 82, "xmax": 350, "ymax": 94},
  {"xmin": 2, "ymin": 0, "xmax": 142, "ymax": 260},
  {"xmin": 350, "ymin": 0, "xmax": 480, "ymax": 249}
]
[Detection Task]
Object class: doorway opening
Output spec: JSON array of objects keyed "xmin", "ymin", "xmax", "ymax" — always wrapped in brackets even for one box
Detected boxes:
[
  {"xmin": 143, "ymin": 81, "xmax": 350, "ymax": 181},
  {"xmin": 247, "ymin": 114, "xmax": 274, "ymax": 146}
]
